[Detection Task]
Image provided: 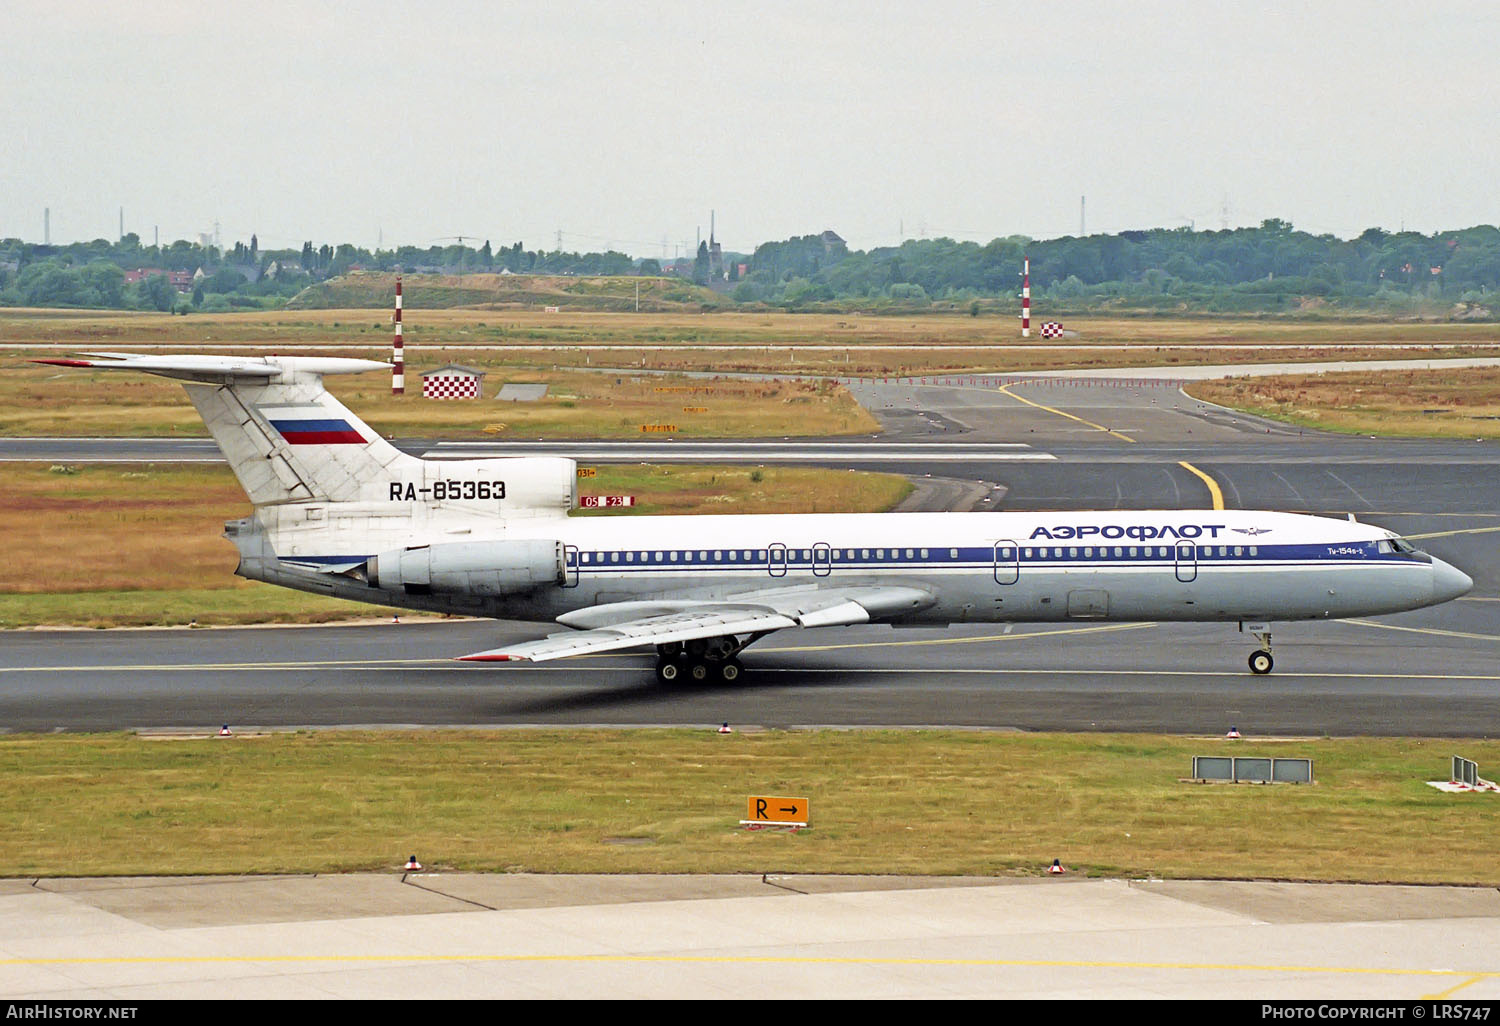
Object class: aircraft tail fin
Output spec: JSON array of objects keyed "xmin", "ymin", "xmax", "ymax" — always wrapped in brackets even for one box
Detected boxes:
[{"xmin": 34, "ymin": 353, "xmax": 414, "ymax": 507}]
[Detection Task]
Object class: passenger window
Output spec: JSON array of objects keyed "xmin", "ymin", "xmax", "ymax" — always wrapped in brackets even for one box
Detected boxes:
[
  {"xmin": 1068, "ymin": 547, "xmax": 1077, "ymax": 558},
  {"xmin": 950, "ymin": 548, "xmax": 959, "ymax": 559},
  {"xmin": 1083, "ymin": 547, "xmax": 1093, "ymax": 558},
  {"xmin": 626, "ymin": 552, "xmax": 634, "ymax": 562},
  {"xmin": 1128, "ymin": 547, "xmax": 1137, "ymax": 557},
  {"xmin": 714, "ymin": 550, "xmax": 722, "ymax": 561},
  {"xmin": 1114, "ymin": 547, "xmax": 1123, "ymax": 557},
  {"xmin": 920, "ymin": 548, "xmax": 929, "ymax": 558}
]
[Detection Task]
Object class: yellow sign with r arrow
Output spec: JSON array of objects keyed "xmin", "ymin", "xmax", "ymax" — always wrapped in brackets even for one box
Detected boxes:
[{"xmin": 744, "ymin": 795, "xmax": 809, "ymax": 826}]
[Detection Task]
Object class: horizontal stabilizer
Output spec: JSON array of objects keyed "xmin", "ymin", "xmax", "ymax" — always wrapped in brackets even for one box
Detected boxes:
[{"xmin": 32, "ymin": 353, "xmax": 389, "ymax": 384}]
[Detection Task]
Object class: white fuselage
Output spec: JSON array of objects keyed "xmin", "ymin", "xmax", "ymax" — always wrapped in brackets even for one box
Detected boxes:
[{"xmin": 237, "ymin": 506, "xmax": 1467, "ymax": 626}]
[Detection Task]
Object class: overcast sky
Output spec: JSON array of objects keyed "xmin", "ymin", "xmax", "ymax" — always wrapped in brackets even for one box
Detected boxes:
[{"xmin": 3, "ymin": 1, "xmax": 1497, "ymax": 255}]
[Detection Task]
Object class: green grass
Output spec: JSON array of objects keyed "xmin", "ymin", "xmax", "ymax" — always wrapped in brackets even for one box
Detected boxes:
[{"xmin": 1, "ymin": 729, "xmax": 1494, "ymax": 882}]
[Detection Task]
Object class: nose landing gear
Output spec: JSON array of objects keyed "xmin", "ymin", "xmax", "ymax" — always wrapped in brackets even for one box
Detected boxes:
[{"xmin": 1242, "ymin": 623, "xmax": 1274, "ymax": 674}]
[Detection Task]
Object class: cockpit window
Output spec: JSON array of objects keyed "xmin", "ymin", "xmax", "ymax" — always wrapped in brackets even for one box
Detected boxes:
[{"xmin": 1379, "ymin": 536, "xmax": 1429, "ymax": 560}]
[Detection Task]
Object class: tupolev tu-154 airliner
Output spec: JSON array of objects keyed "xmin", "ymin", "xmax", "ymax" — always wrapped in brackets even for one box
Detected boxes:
[{"xmin": 39, "ymin": 352, "xmax": 1473, "ymax": 682}]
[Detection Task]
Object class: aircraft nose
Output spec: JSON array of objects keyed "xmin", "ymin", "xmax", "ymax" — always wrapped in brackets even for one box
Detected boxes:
[{"xmin": 1432, "ymin": 559, "xmax": 1474, "ymax": 603}]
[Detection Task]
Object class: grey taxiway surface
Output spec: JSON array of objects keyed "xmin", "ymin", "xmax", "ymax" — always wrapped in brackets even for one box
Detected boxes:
[{"xmin": 5, "ymin": 364, "xmax": 1500, "ymax": 999}]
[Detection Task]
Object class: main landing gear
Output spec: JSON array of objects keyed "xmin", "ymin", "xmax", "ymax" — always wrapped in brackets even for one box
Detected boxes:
[{"xmin": 655, "ymin": 636, "xmax": 753, "ymax": 686}]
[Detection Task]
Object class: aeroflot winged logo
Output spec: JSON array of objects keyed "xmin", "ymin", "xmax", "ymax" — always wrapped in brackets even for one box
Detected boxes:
[
  {"xmin": 260, "ymin": 405, "xmax": 367, "ymax": 445},
  {"xmin": 1028, "ymin": 523, "xmax": 1235, "ymax": 541}
]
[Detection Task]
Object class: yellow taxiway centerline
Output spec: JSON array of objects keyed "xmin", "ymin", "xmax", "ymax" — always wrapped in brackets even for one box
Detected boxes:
[
  {"xmin": 995, "ymin": 383, "xmax": 1137, "ymax": 443},
  {"xmin": 1177, "ymin": 460, "xmax": 1226, "ymax": 511}
]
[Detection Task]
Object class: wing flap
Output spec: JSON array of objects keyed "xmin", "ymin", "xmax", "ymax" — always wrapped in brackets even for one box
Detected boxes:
[
  {"xmin": 459, "ymin": 583, "xmax": 936, "ymax": 663},
  {"xmin": 459, "ymin": 608, "xmax": 798, "ymax": 662}
]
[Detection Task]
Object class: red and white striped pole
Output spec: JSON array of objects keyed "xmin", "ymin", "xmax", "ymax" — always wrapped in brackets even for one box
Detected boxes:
[
  {"xmin": 392, "ymin": 275, "xmax": 404, "ymax": 395},
  {"xmin": 1021, "ymin": 256, "xmax": 1031, "ymax": 338}
]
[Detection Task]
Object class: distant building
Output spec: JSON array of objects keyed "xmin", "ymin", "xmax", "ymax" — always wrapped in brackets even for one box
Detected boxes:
[
  {"xmin": 123, "ymin": 268, "xmax": 193, "ymax": 292},
  {"xmin": 708, "ymin": 212, "xmax": 724, "ymax": 282},
  {"xmin": 819, "ymin": 230, "xmax": 846, "ymax": 253},
  {"xmin": 421, "ymin": 364, "xmax": 486, "ymax": 400}
]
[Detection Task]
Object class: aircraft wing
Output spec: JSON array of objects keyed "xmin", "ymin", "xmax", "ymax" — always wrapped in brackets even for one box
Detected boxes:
[{"xmin": 458, "ymin": 584, "xmax": 934, "ymax": 662}]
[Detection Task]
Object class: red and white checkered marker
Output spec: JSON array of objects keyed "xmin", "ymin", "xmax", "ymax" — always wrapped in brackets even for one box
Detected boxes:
[
  {"xmin": 404, "ymin": 855, "xmax": 422, "ymax": 871},
  {"xmin": 422, "ymin": 374, "xmax": 482, "ymax": 399},
  {"xmin": 1040, "ymin": 321, "xmax": 1064, "ymax": 339},
  {"xmin": 1048, "ymin": 859, "xmax": 1065, "ymax": 875}
]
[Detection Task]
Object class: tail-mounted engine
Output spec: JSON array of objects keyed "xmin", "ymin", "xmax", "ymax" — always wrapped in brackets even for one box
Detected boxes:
[{"xmin": 368, "ymin": 539, "xmax": 564, "ymax": 596}]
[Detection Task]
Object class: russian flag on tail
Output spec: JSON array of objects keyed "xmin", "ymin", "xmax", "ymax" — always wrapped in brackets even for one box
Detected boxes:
[{"xmin": 259, "ymin": 405, "xmax": 367, "ymax": 445}]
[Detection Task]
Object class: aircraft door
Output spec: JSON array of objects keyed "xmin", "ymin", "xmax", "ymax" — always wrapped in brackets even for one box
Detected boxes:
[
  {"xmin": 1174, "ymin": 542, "xmax": 1197, "ymax": 582},
  {"xmin": 768, "ymin": 543, "xmax": 788, "ymax": 577},
  {"xmin": 812, "ymin": 542, "xmax": 832, "ymax": 577},
  {"xmin": 563, "ymin": 544, "xmax": 580, "ymax": 588},
  {"xmin": 993, "ymin": 540, "xmax": 1019, "ymax": 584}
]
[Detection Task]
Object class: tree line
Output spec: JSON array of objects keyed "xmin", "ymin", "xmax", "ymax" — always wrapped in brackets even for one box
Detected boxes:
[{"xmin": 3, "ymin": 220, "xmax": 1497, "ymax": 317}]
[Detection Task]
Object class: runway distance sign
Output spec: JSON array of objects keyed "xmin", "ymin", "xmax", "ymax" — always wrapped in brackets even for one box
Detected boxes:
[{"xmin": 743, "ymin": 795, "xmax": 809, "ymax": 827}]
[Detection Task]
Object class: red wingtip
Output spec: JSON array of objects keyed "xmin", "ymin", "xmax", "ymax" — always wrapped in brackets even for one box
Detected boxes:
[
  {"xmin": 457, "ymin": 653, "xmax": 517, "ymax": 662},
  {"xmin": 31, "ymin": 358, "xmax": 95, "ymax": 367}
]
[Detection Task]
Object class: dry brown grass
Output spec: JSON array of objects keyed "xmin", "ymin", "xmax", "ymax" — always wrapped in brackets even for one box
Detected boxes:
[
  {"xmin": 7, "ymin": 308, "xmax": 1498, "ymax": 437},
  {"xmin": 0, "ymin": 462, "xmax": 909, "ymax": 626},
  {"xmin": 1187, "ymin": 367, "xmax": 1500, "ymax": 439},
  {"xmin": 0, "ymin": 464, "xmax": 247, "ymax": 593},
  {"xmin": 4, "ymin": 349, "xmax": 880, "ymax": 438}
]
